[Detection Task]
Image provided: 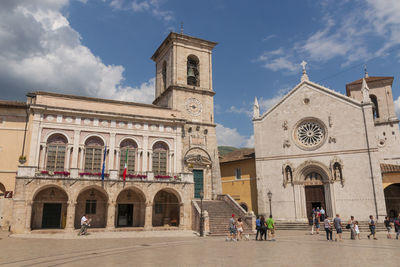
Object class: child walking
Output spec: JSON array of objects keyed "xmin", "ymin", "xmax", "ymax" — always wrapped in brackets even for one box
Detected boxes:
[{"xmin": 354, "ymin": 221, "xmax": 361, "ymax": 240}]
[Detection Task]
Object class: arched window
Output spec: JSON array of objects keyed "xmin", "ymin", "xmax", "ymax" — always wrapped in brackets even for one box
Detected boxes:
[
  {"xmin": 370, "ymin": 94, "xmax": 379, "ymax": 119},
  {"xmin": 152, "ymin": 141, "xmax": 168, "ymax": 175},
  {"xmin": 187, "ymin": 55, "xmax": 199, "ymax": 86},
  {"xmin": 46, "ymin": 134, "xmax": 67, "ymax": 172},
  {"xmin": 119, "ymin": 139, "xmax": 137, "ymax": 174},
  {"xmin": 84, "ymin": 137, "xmax": 104, "ymax": 172},
  {"xmin": 162, "ymin": 61, "xmax": 167, "ymax": 91}
]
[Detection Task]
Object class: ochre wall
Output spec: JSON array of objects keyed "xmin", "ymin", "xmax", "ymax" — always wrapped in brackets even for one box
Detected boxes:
[
  {"xmin": 382, "ymin": 173, "xmax": 400, "ymax": 189},
  {"xmin": 220, "ymin": 158, "xmax": 258, "ymax": 214}
]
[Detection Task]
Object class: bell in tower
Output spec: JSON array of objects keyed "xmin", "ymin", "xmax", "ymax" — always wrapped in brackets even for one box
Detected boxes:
[{"xmin": 187, "ymin": 56, "xmax": 199, "ymax": 86}]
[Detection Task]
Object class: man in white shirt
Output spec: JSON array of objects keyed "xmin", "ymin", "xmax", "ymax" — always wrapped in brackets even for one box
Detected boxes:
[{"xmin": 78, "ymin": 214, "xmax": 89, "ymax": 236}]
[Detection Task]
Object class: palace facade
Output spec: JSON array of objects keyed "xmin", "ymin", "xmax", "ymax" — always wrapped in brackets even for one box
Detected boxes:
[{"xmin": 6, "ymin": 32, "xmax": 223, "ymax": 233}]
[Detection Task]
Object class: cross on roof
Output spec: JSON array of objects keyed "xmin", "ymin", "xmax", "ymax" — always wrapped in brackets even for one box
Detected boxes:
[{"xmin": 300, "ymin": 60, "xmax": 307, "ymax": 72}]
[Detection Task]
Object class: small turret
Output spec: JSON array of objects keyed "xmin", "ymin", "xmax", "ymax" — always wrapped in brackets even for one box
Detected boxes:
[{"xmin": 253, "ymin": 97, "xmax": 260, "ymax": 119}]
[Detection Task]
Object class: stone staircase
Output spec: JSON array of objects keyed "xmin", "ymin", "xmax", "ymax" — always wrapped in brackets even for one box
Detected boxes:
[
  {"xmin": 276, "ymin": 221, "xmax": 387, "ymax": 232},
  {"xmin": 196, "ymin": 200, "xmax": 253, "ymax": 236}
]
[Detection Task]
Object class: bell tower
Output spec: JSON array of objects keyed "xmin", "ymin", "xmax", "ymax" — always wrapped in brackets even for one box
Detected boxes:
[{"xmin": 151, "ymin": 32, "xmax": 222, "ymax": 199}]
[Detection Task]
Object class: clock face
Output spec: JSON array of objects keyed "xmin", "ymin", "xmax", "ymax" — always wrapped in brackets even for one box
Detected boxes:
[{"xmin": 185, "ymin": 98, "xmax": 203, "ymax": 116}]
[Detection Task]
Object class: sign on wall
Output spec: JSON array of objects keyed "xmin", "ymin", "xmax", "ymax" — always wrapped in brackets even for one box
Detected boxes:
[{"xmin": 4, "ymin": 191, "xmax": 13, "ymax": 198}]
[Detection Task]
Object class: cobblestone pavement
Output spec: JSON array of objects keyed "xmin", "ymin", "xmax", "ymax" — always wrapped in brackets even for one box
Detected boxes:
[{"xmin": 0, "ymin": 230, "xmax": 399, "ymax": 267}]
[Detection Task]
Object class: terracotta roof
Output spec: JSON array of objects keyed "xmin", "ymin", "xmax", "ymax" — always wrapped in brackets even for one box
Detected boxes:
[
  {"xmin": 0, "ymin": 100, "xmax": 27, "ymax": 108},
  {"xmin": 381, "ymin": 163, "xmax": 400, "ymax": 174},
  {"xmin": 220, "ymin": 148, "xmax": 255, "ymax": 163},
  {"xmin": 346, "ymin": 76, "xmax": 393, "ymax": 96}
]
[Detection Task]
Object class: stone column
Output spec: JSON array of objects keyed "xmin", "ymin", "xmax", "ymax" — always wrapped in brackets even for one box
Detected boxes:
[
  {"xmin": 142, "ymin": 136, "xmax": 148, "ymax": 171},
  {"xmin": 79, "ymin": 146, "xmax": 85, "ymax": 171},
  {"xmin": 106, "ymin": 201, "xmax": 116, "ymax": 230},
  {"xmin": 168, "ymin": 152, "xmax": 173, "ymax": 174},
  {"xmin": 71, "ymin": 130, "xmax": 80, "ymax": 168},
  {"xmin": 24, "ymin": 201, "xmax": 33, "ymax": 232},
  {"xmin": 179, "ymin": 202, "xmax": 184, "ymax": 229},
  {"xmin": 39, "ymin": 144, "xmax": 46, "ymax": 170},
  {"xmin": 65, "ymin": 201, "xmax": 76, "ymax": 231},
  {"xmin": 144, "ymin": 202, "xmax": 152, "ymax": 229},
  {"xmin": 108, "ymin": 133, "xmax": 116, "ymax": 170},
  {"xmin": 148, "ymin": 151, "xmax": 153, "ymax": 172},
  {"xmin": 28, "ymin": 114, "xmax": 41, "ymax": 166},
  {"xmin": 65, "ymin": 145, "xmax": 72, "ymax": 171}
]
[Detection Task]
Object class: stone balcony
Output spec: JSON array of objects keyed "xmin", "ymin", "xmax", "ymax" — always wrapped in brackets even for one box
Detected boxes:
[{"xmin": 16, "ymin": 166, "xmax": 194, "ymax": 183}]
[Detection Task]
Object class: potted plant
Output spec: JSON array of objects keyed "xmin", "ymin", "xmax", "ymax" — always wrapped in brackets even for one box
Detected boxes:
[{"xmin": 18, "ymin": 155, "xmax": 26, "ymax": 165}]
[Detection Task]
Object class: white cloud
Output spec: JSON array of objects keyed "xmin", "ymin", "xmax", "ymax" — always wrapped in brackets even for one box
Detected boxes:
[
  {"xmin": 0, "ymin": 0, "xmax": 155, "ymax": 103},
  {"xmin": 394, "ymin": 96, "xmax": 400, "ymax": 119},
  {"xmin": 257, "ymin": 0, "xmax": 400, "ymax": 71},
  {"xmin": 258, "ymin": 87, "xmax": 290, "ymax": 113},
  {"xmin": 226, "ymin": 106, "xmax": 252, "ymax": 117},
  {"xmin": 109, "ymin": 0, "xmax": 173, "ymax": 22},
  {"xmin": 256, "ymin": 48, "xmax": 299, "ymax": 72},
  {"xmin": 216, "ymin": 123, "xmax": 253, "ymax": 148}
]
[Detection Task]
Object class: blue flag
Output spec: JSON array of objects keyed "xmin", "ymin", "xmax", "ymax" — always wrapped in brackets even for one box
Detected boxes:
[{"xmin": 101, "ymin": 145, "xmax": 107, "ymax": 181}]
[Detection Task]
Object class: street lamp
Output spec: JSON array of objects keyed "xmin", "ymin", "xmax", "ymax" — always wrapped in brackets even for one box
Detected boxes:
[
  {"xmin": 267, "ymin": 190, "xmax": 272, "ymax": 216},
  {"xmin": 199, "ymin": 191, "xmax": 204, "ymax": 237}
]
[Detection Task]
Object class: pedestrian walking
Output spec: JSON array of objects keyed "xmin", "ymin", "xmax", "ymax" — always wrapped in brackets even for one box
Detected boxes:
[
  {"xmin": 260, "ymin": 215, "xmax": 267, "ymax": 241},
  {"xmin": 320, "ymin": 207, "xmax": 325, "ymax": 221},
  {"xmin": 367, "ymin": 215, "xmax": 377, "ymax": 240},
  {"xmin": 354, "ymin": 221, "xmax": 361, "ymax": 240},
  {"xmin": 333, "ymin": 214, "xmax": 343, "ymax": 242},
  {"xmin": 310, "ymin": 208, "xmax": 316, "ymax": 235},
  {"xmin": 78, "ymin": 214, "xmax": 89, "ymax": 236},
  {"xmin": 255, "ymin": 215, "xmax": 261, "ymax": 240},
  {"xmin": 394, "ymin": 213, "xmax": 400, "ymax": 240},
  {"xmin": 314, "ymin": 213, "xmax": 321, "ymax": 235},
  {"xmin": 384, "ymin": 216, "xmax": 392, "ymax": 239},
  {"xmin": 348, "ymin": 216, "xmax": 356, "ymax": 240},
  {"xmin": 236, "ymin": 218, "xmax": 244, "ymax": 241},
  {"xmin": 266, "ymin": 215, "xmax": 275, "ymax": 241},
  {"xmin": 228, "ymin": 214, "xmax": 237, "ymax": 241},
  {"xmin": 324, "ymin": 215, "xmax": 332, "ymax": 241}
]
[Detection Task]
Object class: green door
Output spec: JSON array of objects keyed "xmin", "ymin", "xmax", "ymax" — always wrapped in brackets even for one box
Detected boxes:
[{"xmin": 193, "ymin": 170, "xmax": 204, "ymax": 198}]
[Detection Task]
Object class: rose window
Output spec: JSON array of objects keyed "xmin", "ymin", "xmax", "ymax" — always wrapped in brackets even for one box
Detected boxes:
[{"xmin": 296, "ymin": 121, "xmax": 325, "ymax": 148}]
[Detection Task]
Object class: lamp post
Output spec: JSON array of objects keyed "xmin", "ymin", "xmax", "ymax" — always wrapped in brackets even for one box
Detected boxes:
[
  {"xmin": 267, "ymin": 190, "xmax": 272, "ymax": 216},
  {"xmin": 199, "ymin": 191, "xmax": 204, "ymax": 237}
]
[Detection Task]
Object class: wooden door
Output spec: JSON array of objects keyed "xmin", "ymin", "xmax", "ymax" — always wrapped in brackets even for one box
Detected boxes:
[
  {"xmin": 305, "ymin": 185, "xmax": 326, "ymax": 218},
  {"xmin": 42, "ymin": 203, "xmax": 62, "ymax": 228}
]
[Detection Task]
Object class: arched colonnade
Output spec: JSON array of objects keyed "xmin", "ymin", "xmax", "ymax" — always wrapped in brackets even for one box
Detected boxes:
[{"xmin": 29, "ymin": 183, "xmax": 184, "ymax": 230}]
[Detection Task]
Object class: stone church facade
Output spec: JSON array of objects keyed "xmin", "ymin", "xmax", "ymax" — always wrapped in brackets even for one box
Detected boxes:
[
  {"xmin": 253, "ymin": 68, "xmax": 400, "ymax": 222},
  {"xmin": 10, "ymin": 32, "xmax": 222, "ymax": 233}
]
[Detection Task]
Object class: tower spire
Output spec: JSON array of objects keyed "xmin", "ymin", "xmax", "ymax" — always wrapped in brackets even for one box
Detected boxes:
[
  {"xmin": 364, "ymin": 64, "xmax": 369, "ymax": 78},
  {"xmin": 180, "ymin": 22, "xmax": 184, "ymax": 34},
  {"xmin": 253, "ymin": 97, "xmax": 260, "ymax": 118},
  {"xmin": 361, "ymin": 78, "xmax": 370, "ymax": 103}
]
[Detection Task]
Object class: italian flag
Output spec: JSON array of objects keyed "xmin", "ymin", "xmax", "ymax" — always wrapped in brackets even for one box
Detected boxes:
[{"xmin": 122, "ymin": 149, "xmax": 128, "ymax": 181}]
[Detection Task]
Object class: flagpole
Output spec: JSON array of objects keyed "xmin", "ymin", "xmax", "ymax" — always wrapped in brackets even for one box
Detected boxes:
[{"xmin": 101, "ymin": 145, "xmax": 107, "ymax": 188}]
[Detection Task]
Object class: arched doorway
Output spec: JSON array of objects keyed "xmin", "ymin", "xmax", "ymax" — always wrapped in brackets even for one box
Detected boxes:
[
  {"xmin": 304, "ymin": 172, "xmax": 326, "ymax": 218},
  {"xmin": 152, "ymin": 189, "xmax": 180, "ymax": 227},
  {"xmin": 116, "ymin": 188, "xmax": 145, "ymax": 227},
  {"xmin": 31, "ymin": 186, "xmax": 68, "ymax": 229},
  {"xmin": 384, "ymin": 183, "xmax": 400, "ymax": 219},
  {"xmin": 75, "ymin": 187, "xmax": 108, "ymax": 229}
]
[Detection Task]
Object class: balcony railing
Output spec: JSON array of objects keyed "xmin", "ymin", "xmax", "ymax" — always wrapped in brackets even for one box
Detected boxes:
[{"xmin": 17, "ymin": 166, "xmax": 194, "ymax": 183}]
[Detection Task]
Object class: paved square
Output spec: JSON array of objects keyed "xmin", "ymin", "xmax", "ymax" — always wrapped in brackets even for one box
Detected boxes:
[{"xmin": 0, "ymin": 230, "xmax": 399, "ymax": 267}]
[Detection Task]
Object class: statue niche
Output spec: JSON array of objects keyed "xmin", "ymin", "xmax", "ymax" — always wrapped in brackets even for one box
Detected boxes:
[
  {"xmin": 282, "ymin": 164, "xmax": 294, "ymax": 188},
  {"xmin": 332, "ymin": 162, "xmax": 344, "ymax": 185}
]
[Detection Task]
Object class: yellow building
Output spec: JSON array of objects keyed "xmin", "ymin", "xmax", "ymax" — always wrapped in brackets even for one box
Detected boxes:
[
  {"xmin": 0, "ymin": 100, "xmax": 31, "ymax": 229},
  {"xmin": 220, "ymin": 148, "xmax": 258, "ymax": 214}
]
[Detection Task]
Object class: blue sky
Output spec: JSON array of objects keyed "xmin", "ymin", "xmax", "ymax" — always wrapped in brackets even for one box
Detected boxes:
[{"xmin": 1, "ymin": 0, "xmax": 400, "ymax": 147}]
